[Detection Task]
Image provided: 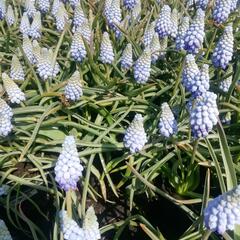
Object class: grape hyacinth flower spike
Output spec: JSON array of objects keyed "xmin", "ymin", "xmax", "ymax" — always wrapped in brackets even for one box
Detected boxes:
[
  {"xmin": 219, "ymin": 65, "xmax": 233, "ymax": 93},
  {"xmin": 212, "ymin": 24, "xmax": 233, "ymax": 69},
  {"xmin": 155, "ymin": 5, "xmax": 172, "ymax": 39},
  {"xmin": 55, "ymin": 3, "xmax": 68, "ymax": 32},
  {"xmin": 0, "ymin": 98, "xmax": 13, "ymax": 120},
  {"xmin": 37, "ymin": 0, "xmax": 50, "ymax": 13},
  {"xmin": 182, "ymin": 54, "xmax": 200, "ymax": 93},
  {"xmin": 2, "ymin": 73, "xmax": 26, "ymax": 104},
  {"xmin": 83, "ymin": 206, "xmax": 101, "ymax": 240},
  {"xmin": 106, "ymin": 0, "xmax": 121, "ymax": 34},
  {"xmin": 123, "ymin": 114, "xmax": 147, "ymax": 153},
  {"xmin": 190, "ymin": 91, "xmax": 219, "ymax": 138},
  {"xmin": 70, "ymin": 30, "xmax": 86, "ymax": 62},
  {"xmin": 191, "ymin": 64, "xmax": 210, "ymax": 96},
  {"xmin": 134, "ymin": 47, "xmax": 151, "ymax": 84},
  {"xmin": 75, "ymin": 20, "xmax": 92, "ymax": 45},
  {"xmin": 0, "ymin": 0, "xmax": 6, "ymax": 20},
  {"xmin": 54, "ymin": 136, "xmax": 83, "ymax": 191},
  {"xmin": 99, "ymin": 32, "xmax": 114, "ymax": 64},
  {"xmin": 121, "ymin": 43, "xmax": 133, "ymax": 70},
  {"xmin": 10, "ymin": 55, "xmax": 25, "ymax": 81},
  {"xmin": 0, "ymin": 219, "xmax": 12, "ymax": 240},
  {"xmin": 29, "ymin": 11, "xmax": 42, "ymax": 39},
  {"xmin": 158, "ymin": 103, "xmax": 178, "ymax": 138},
  {"xmin": 6, "ymin": 5, "xmax": 15, "ymax": 26},
  {"xmin": 123, "ymin": 0, "xmax": 137, "ymax": 10},
  {"xmin": 20, "ymin": 13, "xmax": 31, "ymax": 36},
  {"xmin": 37, "ymin": 48, "xmax": 60, "ymax": 80},
  {"xmin": 184, "ymin": 8, "xmax": 205, "ymax": 54},
  {"xmin": 143, "ymin": 21, "xmax": 156, "ymax": 47},
  {"xmin": 59, "ymin": 211, "xmax": 85, "ymax": 239},
  {"xmin": 51, "ymin": 0, "xmax": 60, "ymax": 17},
  {"xmin": 175, "ymin": 16, "xmax": 189, "ymax": 50},
  {"xmin": 170, "ymin": 9, "xmax": 178, "ymax": 39},
  {"xmin": 204, "ymin": 184, "xmax": 240, "ymax": 234},
  {"xmin": 196, "ymin": 0, "xmax": 209, "ymax": 9},
  {"xmin": 64, "ymin": 71, "xmax": 83, "ymax": 101},
  {"xmin": 25, "ymin": 0, "xmax": 37, "ymax": 19},
  {"xmin": 22, "ymin": 35, "xmax": 34, "ymax": 64},
  {"xmin": 213, "ymin": 0, "xmax": 232, "ymax": 24},
  {"xmin": 73, "ymin": 3, "xmax": 87, "ymax": 29},
  {"xmin": 0, "ymin": 98, "xmax": 13, "ymax": 137}
]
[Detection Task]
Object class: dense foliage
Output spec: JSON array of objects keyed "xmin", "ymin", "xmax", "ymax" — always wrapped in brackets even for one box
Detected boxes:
[{"xmin": 0, "ymin": 0, "xmax": 240, "ymax": 239}]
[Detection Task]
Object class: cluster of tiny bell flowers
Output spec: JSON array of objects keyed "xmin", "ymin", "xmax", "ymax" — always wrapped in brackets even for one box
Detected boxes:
[{"xmin": 54, "ymin": 135, "xmax": 101, "ymax": 239}]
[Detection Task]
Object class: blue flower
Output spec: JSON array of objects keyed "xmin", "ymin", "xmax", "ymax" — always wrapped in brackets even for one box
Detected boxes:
[
  {"xmin": 158, "ymin": 103, "xmax": 178, "ymax": 138},
  {"xmin": 121, "ymin": 43, "xmax": 133, "ymax": 70},
  {"xmin": 184, "ymin": 9, "xmax": 205, "ymax": 54},
  {"xmin": 212, "ymin": 24, "xmax": 233, "ymax": 69},
  {"xmin": 176, "ymin": 16, "xmax": 189, "ymax": 50},
  {"xmin": 204, "ymin": 185, "xmax": 240, "ymax": 234},
  {"xmin": 54, "ymin": 136, "xmax": 84, "ymax": 191},
  {"xmin": 213, "ymin": 0, "xmax": 232, "ymax": 24},
  {"xmin": 155, "ymin": 5, "xmax": 172, "ymax": 38},
  {"xmin": 134, "ymin": 47, "xmax": 151, "ymax": 84},
  {"xmin": 123, "ymin": 114, "xmax": 147, "ymax": 153},
  {"xmin": 190, "ymin": 91, "xmax": 219, "ymax": 138},
  {"xmin": 99, "ymin": 32, "xmax": 114, "ymax": 64}
]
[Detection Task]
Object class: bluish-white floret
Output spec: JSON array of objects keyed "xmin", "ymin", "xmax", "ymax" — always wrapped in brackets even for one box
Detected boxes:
[
  {"xmin": 37, "ymin": 48, "xmax": 60, "ymax": 80},
  {"xmin": 182, "ymin": 54, "xmax": 200, "ymax": 93},
  {"xmin": 212, "ymin": 24, "xmax": 233, "ymax": 69},
  {"xmin": 10, "ymin": 55, "xmax": 24, "ymax": 81},
  {"xmin": 83, "ymin": 207, "xmax": 101, "ymax": 240},
  {"xmin": 104, "ymin": 0, "xmax": 112, "ymax": 18},
  {"xmin": 2, "ymin": 73, "xmax": 26, "ymax": 104},
  {"xmin": 22, "ymin": 36, "xmax": 34, "ymax": 64},
  {"xmin": 64, "ymin": 71, "xmax": 83, "ymax": 101},
  {"xmin": 70, "ymin": 31, "xmax": 86, "ymax": 62},
  {"xmin": 52, "ymin": 0, "xmax": 60, "ymax": 17},
  {"xmin": 75, "ymin": 20, "xmax": 92, "ymax": 45},
  {"xmin": 184, "ymin": 9, "xmax": 205, "ymax": 54},
  {"xmin": 25, "ymin": 0, "xmax": 37, "ymax": 19},
  {"xmin": 59, "ymin": 211, "xmax": 85, "ymax": 239},
  {"xmin": 29, "ymin": 11, "xmax": 42, "ymax": 39},
  {"xmin": 123, "ymin": 0, "xmax": 137, "ymax": 10},
  {"xmin": 0, "ymin": 184, "xmax": 10, "ymax": 196},
  {"xmin": 191, "ymin": 64, "xmax": 210, "ymax": 96},
  {"xmin": 0, "ymin": 98, "xmax": 13, "ymax": 119},
  {"xmin": 143, "ymin": 21, "xmax": 156, "ymax": 47},
  {"xmin": 158, "ymin": 102, "xmax": 178, "ymax": 138},
  {"xmin": 123, "ymin": 114, "xmax": 147, "ymax": 153},
  {"xmin": 151, "ymin": 33, "xmax": 161, "ymax": 63},
  {"xmin": 155, "ymin": 5, "xmax": 172, "ymax": 39},
  {"xmin": 6, "ymin": 5, "xmax": 15, "ymax": 26},
  {"xmin": 170, "ymin": 9, "xmax": 178, "ymax": 39},
  {"xmin": 204, "ymin": 184, "xmax": 240, "ymax": 234},
  {"xmin": 196, "ymin": 0, "xmax": 209, "ymax": 9},
  {"xmin": 175, "ymin": 16, "xmax": 189, "ymax": 50},
  {"xmin": 73, "ymin": 3, "xmax": 87, "ymax": 29},
  {"xmin": 213, "ymin": 0, "xmax": 232, "ymax": 24},
  {"xmin": 0, "ymin": 219, "xmax": 12, "ymax": 240},
  {"xmin": 20, "ymin": 13, "xmax": 31, "ymax": 36},
  {"xmin": 0, "ymin": 0, "xmax": 6, "ymax": 20},
  {"xmin": 0, "ymin": 116, "xmax": 13, "ymax": 137},
  {"xmin": 134, "ymin": 47, "xmax": 151, "ymax": 84},
  {"xmin": 55, "ymin": 3, "xmax": 68, "ymax": 32},
  {"xmin": 121, "ymin": 43, "xmax": 133, "ymax": 70},
  {"xmin": 37, "ymin": 0, "xmax": 50, "ymax": 13},
  {"xmin": 230, "ymin": 0, "xmax": 238, "ymax": 11},
  {"xmin": 54, "ymin": 136, "xmax": 83, "ymax": 191},
  {"xmin": 190, "ymin": 91, "xmax": 219, "ymax": 138},
  {"xmin": 219, "ymin": 66, "xmax": 232, "ymax": 93},
  {"xmin": 70, "ymin": 0, "xmax": 80, "ymax": 8},
  {"xmin": 100, "ymin": 32, "xmax": 114, "ymax": 64}
]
